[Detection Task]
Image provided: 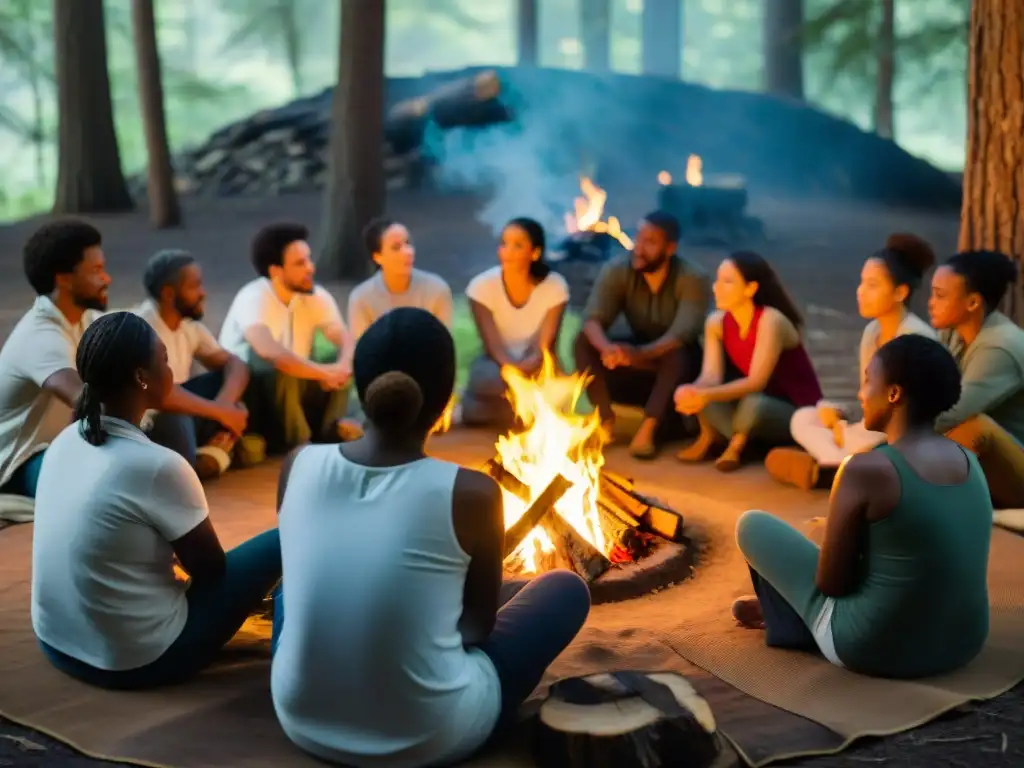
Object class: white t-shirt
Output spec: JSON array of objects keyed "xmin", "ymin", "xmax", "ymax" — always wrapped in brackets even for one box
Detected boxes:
[
  {"xmin": 134, "ymin": 299, "xmax": 222, "ymax": 384},
  {"xmin": 465, "ymin": 267, "xmax": 570, "ymax": 360},
  {"xmin": 218, "ymin": 278, "xmax": 344, "ymax": 362},
  {"xmin": 31, "ymin": 417, "xmax": 209, "ymax": 671},
  {"xmin": 0, "ymin": 296, "xmax": 99, "ymax": 487}
]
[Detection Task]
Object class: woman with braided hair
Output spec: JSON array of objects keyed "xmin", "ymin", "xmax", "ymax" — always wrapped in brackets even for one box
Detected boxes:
[
  {"xmin": 31, "ymin": 312, "xmax": 281, "ymax": 689},
  {"xmin": 271, "ymin": 306, "xmax": 590, "ymax": 768}
]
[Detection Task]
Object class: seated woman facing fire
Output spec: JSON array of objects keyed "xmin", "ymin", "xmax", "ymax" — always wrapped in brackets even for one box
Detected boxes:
[
  {"xmin": 270, "ymin": 307, "xmax": 590, "ymax": 768},
  {"xmin": 733, "ymin": 335, "xmax": 991, "ymax": 678},
  {"xmin": 674, "ymin": 251, "xmax": 823, "ymax": 471},
  {"xmin": 462, "ymin": 217, "xmax": 570, "ymax": 427},
  {"xmin": 31, "ymin": 312, "xmax": 282, "ymax": 689}
]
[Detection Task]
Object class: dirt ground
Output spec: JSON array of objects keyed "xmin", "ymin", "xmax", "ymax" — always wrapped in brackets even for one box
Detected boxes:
[{"xmin": 0, "ymin": 190, "xmax": 1019, "ymax": 768}]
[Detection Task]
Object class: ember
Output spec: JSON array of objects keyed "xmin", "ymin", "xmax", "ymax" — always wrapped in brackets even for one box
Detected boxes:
[{"xmin": 484, "ymin": 353, "xmax": 686, "ymax": 587}]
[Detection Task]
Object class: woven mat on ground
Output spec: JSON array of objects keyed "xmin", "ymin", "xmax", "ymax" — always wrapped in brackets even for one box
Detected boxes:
[{"xmin": 1, "ymin": 439, "xmax": 1022, "ymax": 768}]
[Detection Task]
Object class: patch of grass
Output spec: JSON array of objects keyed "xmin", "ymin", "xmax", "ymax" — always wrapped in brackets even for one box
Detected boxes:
[{"xmin": 315, "ymin": 298, "xmax": 584, "ymax": 393}]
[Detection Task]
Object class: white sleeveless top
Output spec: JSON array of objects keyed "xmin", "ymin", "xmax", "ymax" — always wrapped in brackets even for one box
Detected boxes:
[{"xmin": 271, "ymin": 446, "xmax": 501, "ymax": 768}]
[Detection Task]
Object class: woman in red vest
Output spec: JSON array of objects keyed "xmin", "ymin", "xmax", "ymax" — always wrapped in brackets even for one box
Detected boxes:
[{"xmin": 675, "ymin": 251, "xmax": 822, "ymax": 471}]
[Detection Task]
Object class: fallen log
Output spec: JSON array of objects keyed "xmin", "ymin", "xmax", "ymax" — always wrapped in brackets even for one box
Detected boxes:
[
  {"xmin": 600, "ymin": 471, "xmax": 684, "ymax": 542},
  {"xmin": 385, "ymin": 70, "xmax": 512, "ymax": 155},
  {"xmin": 482, "ymin": 457, "xmax": 530, "ymax": 502},
  {"xmin": 534, "ymin": 671, "xmax": 723, "ymax": 768},
  {"xmin": 541, "ymin": 512, "xmax": 611, "ymax": 583},
  {"xmin": 503, "ymin": 474, "xmax": 573, "ymax": 559}
]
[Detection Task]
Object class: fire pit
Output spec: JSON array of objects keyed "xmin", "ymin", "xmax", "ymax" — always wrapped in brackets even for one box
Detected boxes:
[
  {"xmin": 485, "ymin": 355, "xmax": 695, "ymax": 604},
  {"xmin": 657, "ymin": 155, "xmax": 764, "ymax": 245}
]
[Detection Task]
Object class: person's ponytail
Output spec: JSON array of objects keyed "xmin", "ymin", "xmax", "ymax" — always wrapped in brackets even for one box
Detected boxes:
[{"xmin": 73, "ymin": 383, "xmax": 107, "ymax": 446}]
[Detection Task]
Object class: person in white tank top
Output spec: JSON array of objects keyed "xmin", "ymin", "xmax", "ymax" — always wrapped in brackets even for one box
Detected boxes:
[{"xmin": 271, "ymin": 307, "xmax": 591, "ymax": 768}]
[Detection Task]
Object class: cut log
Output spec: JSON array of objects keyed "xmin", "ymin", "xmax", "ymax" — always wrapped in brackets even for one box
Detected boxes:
[
  {"xmin": 503, "ymin": 474, "xmax": 573, "ymax": 558},
  {"xmin": 601, "ymin": 472, "xmax": 685, "ymax": 542},
  {"xmin": 642, "ymin": 504, "xmax": 684, "ymax": 542},
  {"xmin": 534, "ymin": 671, "xmax": 722, "ymax": 768},
  {"xmin": 599, "ymin": 475, "xmax": 647, "ymax": 522},
  {"xmin": 483, "ymin": 457, "xmax": 530, "ymax": 502},
  {"xmin": 541, "ymin": 512, "xmax": 611, "ymax": 583},
  {"xmin": 595, "ymin": 500, "xmax": 636, "ymax": 547}
]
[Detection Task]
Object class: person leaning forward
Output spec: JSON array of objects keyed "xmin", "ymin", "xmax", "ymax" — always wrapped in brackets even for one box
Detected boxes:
[{"xmin": 573, "ymin": 210, "xmax": 710, "ymax": 459}]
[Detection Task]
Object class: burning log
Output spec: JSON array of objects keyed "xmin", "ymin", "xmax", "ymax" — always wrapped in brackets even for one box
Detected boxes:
[
  {"xmin": 533, "ymin": 671, "xmax": 723, "ymax": 768},
  {"xmin": 483, "ymin": 457, "xmax": 530, "ymax": 502},
  {"xmin": 600, "ymin": 472, "xmax": 685, "ymax": 542},
  {"xmin": 502, "ymin": 474, "xmax": 573, "ymax": 559},
  {"xmin": 541, "ymin": 512, "xmax": 611, "ymax": 583}
]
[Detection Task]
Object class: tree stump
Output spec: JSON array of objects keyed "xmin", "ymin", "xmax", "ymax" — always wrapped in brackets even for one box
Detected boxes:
[{"xmin": 534, "ymin": 671, "xmax": 722, "ymax": 768}]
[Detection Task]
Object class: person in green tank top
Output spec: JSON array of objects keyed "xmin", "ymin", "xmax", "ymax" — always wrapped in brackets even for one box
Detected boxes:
[{"xmin": 733, "ymin": 334, "xmax": 992, "ymax": 679}]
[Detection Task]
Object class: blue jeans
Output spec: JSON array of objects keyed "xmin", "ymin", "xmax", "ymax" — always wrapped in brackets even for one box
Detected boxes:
[
  {"xmin": 0, "ymin": 451, "xmax": 45, "ymax": 498},
  {"xmin": 148, "ymin": 371, "xmax": 226, "ymax": 467},
  {"xmin": 271, "ymin": 569, "xmax": 590, "ymax": 731},
  {"xmin": 40, "ymin": 528, "xmax": 282, "ymax": 689}
]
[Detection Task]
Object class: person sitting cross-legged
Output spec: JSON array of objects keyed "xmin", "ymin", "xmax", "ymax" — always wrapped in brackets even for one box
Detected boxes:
[
  {"xmin": 218, "ymin": 222, "xmax": 360, "ymax": 455},
  {"xmin": 768, "ymin": 234, "xmax": 937, "ymax": 490},
  {"xmin": 347, "ymin": 217, "xmax": 453, "ymax": 341},
  {"xmin": 574, "ymin": 210, "xmax": 709, "ymax": 459},
  {"xmin": 462, "ymin": 217, "xmax": 570, "ymax": 429},
  {"xmin": 31, "ymin": 312, "xmax": 282, "ymax": 690},
  {"xmin": 271, "ymin": 307, "xmax": 591, "ymax": 768},
  {"xmin": 732, "ymin": 335, "xmax": 990, "ymax": 679},
  {"xmin": 929, "ymin": 250, "xmax": 1024, "ymax": 509},
  {"xmin": 135, "ymin": 250, "xmax": 260, "ymax": 481},
  {"xmin": 675, "ymin": 251, "xmax": 823, "ymax": 471},
  {"xmin": 0, "ymin": 220, "xmax": 110, "ymax": 516}
]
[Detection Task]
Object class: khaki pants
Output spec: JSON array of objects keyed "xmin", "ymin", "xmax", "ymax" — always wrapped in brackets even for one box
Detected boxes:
[{"xmin": 945, "ymin": 415, "xmax": 1024, "ymax": 509}]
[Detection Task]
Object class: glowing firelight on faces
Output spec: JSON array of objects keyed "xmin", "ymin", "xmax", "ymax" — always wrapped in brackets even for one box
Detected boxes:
[
  {"xmin": 564, "ymin": 177, "xmax": 635, "ymax": 250},
  {"xmin": 497, "ymin": 352, "xmax": 609, "ymax": 573}
]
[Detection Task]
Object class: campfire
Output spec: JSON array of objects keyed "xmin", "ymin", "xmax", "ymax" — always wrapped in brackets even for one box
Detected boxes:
[
  {"xmin": 658, "ymin": 153, "xmax": 703, "ymax": 188},
  {"xmin": 484, "ymin": 353, "xmax": 686, "ymax": 587},
  {"xmin": 563, "ymin": 177, "xmax": 634, "ymax": 250}
]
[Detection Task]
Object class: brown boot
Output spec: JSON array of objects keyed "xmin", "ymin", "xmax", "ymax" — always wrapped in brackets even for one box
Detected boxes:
[
  {"xmin": 715, "ymin": 435, "xmax": 747, "ymax": 472},
  {"xmin": 765, "ymin": 447, "xmax": 821, "ymax": 490},
  {"xmin": 676, "ymin": 416, "xmax": 724, "ymax": 462},
  {"xmin": 628, "ymin": 417, "xmax": 659, "ymax": 460}
]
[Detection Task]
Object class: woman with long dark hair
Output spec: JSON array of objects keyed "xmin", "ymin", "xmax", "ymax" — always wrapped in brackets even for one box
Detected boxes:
[
  {"xmin": 461, "ymin": 217, "xmax": 570, "ymax": 427},
  {"xmin": 31, "ymin": 312, "xmax": 281, "ymax": 689},
  {"xmin": 733, "ymin": 335, "xmax": 990, "ymax": 678},
  {"xmin": 271, "ymin": 307, "xmax": 589, "ymax": 767},
  {"xmin": 674, "ymin": 251, "xmax": 822, "ymax": 471},
  {"xmin": 769, "ymin": 234, "xmax": 936, "ymax": 490}
]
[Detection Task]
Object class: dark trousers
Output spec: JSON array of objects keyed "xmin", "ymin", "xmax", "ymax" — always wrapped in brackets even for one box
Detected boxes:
[
  {"xmin": 243, "ymin": 357, "xmax": 350, "ymax": 455},
  {"xmin": 749, "ymin": 566, "xmax": 817, "ymax": 651},
  {"xmin": 573, "ymin": 331, "xmax": 701, "ymax": 433},
  {"xmin": 148, "ymin": 371, "xmax": 226, "ymax": 467},
  {"xmin": 270, "ymin": 569, "xmax": 590, "ymax": 733},
  {"xmin": 0, "ymin": 451, "xmax": 46, "ymax": 498},
  {"xmin": 40, "ymin": 529, "xmax": 282, "ymax": 690},
  {"xmin": 461, "ymin": 356, "xmax": 516, "ymax": 429}
]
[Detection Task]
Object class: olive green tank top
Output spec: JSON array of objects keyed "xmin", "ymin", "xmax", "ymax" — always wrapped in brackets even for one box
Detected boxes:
[{"xmin": 831, "ymin": 443, "xmax": 992, "ymax": 678}]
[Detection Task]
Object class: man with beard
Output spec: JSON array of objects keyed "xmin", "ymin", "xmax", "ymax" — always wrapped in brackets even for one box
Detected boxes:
[
  {"xmin": 219, "ymin": 222, "xmax": 357, "ymax": 454},
  {"xmin": 574, "ymin": 211, "xmax": 710, "ymax": 459},
  {"xmin": 0, "ymin": 220, "xmax": 110, "ymax": 513},
  {"xmin": 136, "ymin": 250, "xmax": 255, "ymax": 480}
]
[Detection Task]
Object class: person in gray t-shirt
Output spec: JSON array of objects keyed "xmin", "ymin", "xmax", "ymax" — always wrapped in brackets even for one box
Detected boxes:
[{"xmin": 347, "ymin": 219, "xmax": 453, "ymax": 341}]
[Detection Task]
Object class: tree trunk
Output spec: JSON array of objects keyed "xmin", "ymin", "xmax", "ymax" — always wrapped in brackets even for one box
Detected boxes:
[
  {"xmin": 763, "ymin": 0, "xmax": 804, "ymax": 99},
  {"xmin": 959, "ymin": 0, "xmax": 1024, "ymax": 324},
  {"xmin": 874, "ymin": 0, "xmax": 895, "ymax": 139},
  {"xmin": 318, "ymin": 0, "xmax": 386, "ymax": 281},
  {"xmin": 641, "ymin": 0, "xmax": 682, "ymax": 78},
  {"xmin": 52, "ymin": 0, "xmax": 133, "ymax": 214},
  {"xmin": 580, "ymin": 0, "xmax": 610, "ymax": 72},
  {"xmin": 517, "ymin": 0, "xmax": 539, "ymax": 67},
  {"xmin": 278, "ymin": 0, "xmax": 304, "ymax": 95},
  {"xmin": 131, "ymin": 0, "xmax": 182, "ymax": 229}
]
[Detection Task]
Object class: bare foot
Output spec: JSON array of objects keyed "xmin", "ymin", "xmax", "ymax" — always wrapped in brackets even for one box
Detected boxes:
[
  {"xmin": 714, "ymin": 435, "xmax": 747, "ymax": 472},
  {"xmin": 732, "ymin": 596, "xmax": 765, "ymax": 629},
  {"xmin": 628, "ymin": 418, "xmax": 658, "ymax": 460}
]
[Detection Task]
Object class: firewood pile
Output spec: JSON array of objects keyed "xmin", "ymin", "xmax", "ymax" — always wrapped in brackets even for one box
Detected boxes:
[
  {"xmin": 131, "ymin": 71, "xmax": 512, "ymax": 200},
  {"xmin": 485, "ymin": 457, "xmax": 685, "ymax": 584}
]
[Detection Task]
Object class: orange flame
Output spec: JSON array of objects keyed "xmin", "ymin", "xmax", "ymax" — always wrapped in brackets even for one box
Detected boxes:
[
  {"xmin": 564, "ymin": 177, "xmax": 634, "ymax": 250},
  {"xmin": 497, "ymin": 352, "xmax": 609, "ymax": 573},
  {"xmin": 686, "ymin": 154, "xmax": 703, "ymax": 187}
]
